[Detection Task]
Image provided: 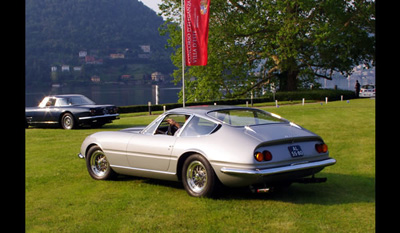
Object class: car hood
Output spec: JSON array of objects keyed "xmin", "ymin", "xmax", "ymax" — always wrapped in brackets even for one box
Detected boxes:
[
  {"xmin": 120, "ymin": 126, "xmax": 146, "ymax": 133},
  {"xmin": 243, "ymin": 123, "xmax": 320, "ymax": 143}
]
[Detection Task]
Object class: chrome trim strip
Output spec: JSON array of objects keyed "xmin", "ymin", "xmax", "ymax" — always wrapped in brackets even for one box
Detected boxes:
[
  {"xmin": 79, "ymin": 113, "xmax": 119, "ymax": 120},
  {"xmin": 110, "ymin": 165, "xmax": 176, "ymax": 176},
  {"xmin": 220, "ymin": 158, "xmax": 336, "ymax": 176}
]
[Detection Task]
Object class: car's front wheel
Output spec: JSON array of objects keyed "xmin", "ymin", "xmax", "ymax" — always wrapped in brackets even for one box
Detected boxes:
[
  {"xmin": 182, "ymin": 154, "xmax": 219, "ymax": 197},
  {"xmin": 86, "ymin": 146, "xmax": 116, "ymax": 180}
]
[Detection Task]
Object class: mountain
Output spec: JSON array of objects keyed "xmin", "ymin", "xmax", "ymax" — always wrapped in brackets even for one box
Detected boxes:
[{"xmin": 25, "ymin": 0, "xmax": 173, "ymax": 86}]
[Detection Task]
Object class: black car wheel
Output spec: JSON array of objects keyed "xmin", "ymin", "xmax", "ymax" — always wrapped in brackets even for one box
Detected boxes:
[
  {"xmin": 182, "ymin": 154, "xmax": 219, "ymax": 197},
  {"xmin": 61, "ymin": 113, "xmax": 75, "ymax": 130},
  {"xmin": 86, "ymin": 146, "xmax": 117, "ymax": 180}
]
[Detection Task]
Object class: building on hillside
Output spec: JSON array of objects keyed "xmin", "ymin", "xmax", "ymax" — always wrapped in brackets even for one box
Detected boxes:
[
  {"xmin": 61, "ymin": 65, "xmax": 70, "ymax": 72},
  {"xmin": 91, "ymin": 75, "xmax": 100, "ymax": 83},
  {"xmin": 79, "ymin": 51, "xmax": 87, "ymax": 58},
  {"xmin": 151, "ymin": 72, "xmax": 165, "ymax": 82},
  {"xmin": 110, "ymin": 53, "xmax": 125, "ymax": 59},
  {"xmin": 85, "ymin": 55, "xmax": 103, "ymax": 64},
  {"xmin": 73, "ymin": 66, "xmax": 82, "ymax": 72},
  {"xmin": 138, "ymin": 45, "xmax": 151, "ymax": 59}
]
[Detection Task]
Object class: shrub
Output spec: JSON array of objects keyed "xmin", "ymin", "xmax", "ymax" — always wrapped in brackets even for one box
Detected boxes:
[{"xmin": 118, "ymin": 89, "xmax": 356, "ymax": 113}]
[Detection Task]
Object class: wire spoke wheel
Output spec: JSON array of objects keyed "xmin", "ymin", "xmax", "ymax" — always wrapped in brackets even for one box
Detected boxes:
[
  {"xmin": 86, "ymin": 146, "xmax": 116, "ymax": 180},
  {"xmin": 182, "ymin": 154, "xmax": 219, "ymax": 197},
  {"xmin": 90, "ymin": 150, "xmax": 110, "ymax": 177},
  {"xmin": 186, "ymin": 161, "xmax": 208, "ymax": 193}
]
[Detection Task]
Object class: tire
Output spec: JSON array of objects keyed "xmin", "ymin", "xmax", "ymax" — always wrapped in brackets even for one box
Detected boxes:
[
  {"xmin": 86, "ymin": 146, "xmax": 117, "ymax": 180},
  {"xmin": 61, "ymin": 113, "xmax": 75, "ymax": 130},
  {"xmin": 182, "ymin": 154, "xmax": 219, "ymax": 197}
]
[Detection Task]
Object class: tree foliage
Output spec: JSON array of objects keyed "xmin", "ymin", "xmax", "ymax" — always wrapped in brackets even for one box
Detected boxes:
[{"xmin": 159, "ymin": 0, "xmax": 375, "ymax": 101}]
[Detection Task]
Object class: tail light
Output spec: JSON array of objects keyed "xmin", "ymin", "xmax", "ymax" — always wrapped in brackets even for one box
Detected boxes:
[
  {"xmin": 254, "ymin": 150, "xmax": 273, "ymax": 162},
  {"xmin": 315, "ymin": 143, "xmax": 328, "ymax": 153}
]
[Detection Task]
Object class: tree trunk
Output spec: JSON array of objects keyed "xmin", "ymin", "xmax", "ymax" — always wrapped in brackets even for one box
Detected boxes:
[
  {"xmin": 278, "ymin": 69, "xmax": 299, "ymax": 91},
  {"xmin": 286, "ymin": 69, "xmax": 299, "ymax": 91}
]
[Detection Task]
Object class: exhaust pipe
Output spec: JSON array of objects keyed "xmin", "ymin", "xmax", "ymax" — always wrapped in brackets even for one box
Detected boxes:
[
  {"xmin": 256, "ymin": 188, "xmax": 270, "ymax": 193},
  {"xmin": 249, "ymin": 185, "xmax": 272, "ymax": 193}
]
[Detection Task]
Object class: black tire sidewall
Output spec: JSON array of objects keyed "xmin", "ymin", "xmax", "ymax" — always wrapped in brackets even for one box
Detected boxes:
[
  {"xmin": 61, "ymin": 113, "xmax": 75, "ymax": 130},
  {"xmin": 182, "ymin": 154, "xmax": 217, "ymax": 197}
]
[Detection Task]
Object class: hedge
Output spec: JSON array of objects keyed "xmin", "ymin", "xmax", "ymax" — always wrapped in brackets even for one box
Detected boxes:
[{"xmin": 118, "ymin": 89, "xmax": 356, "ymax": 114}]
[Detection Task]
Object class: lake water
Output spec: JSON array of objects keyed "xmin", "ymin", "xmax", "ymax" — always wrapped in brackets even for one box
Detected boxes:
[{"xmin": 25, "ymin": 84, "xmax": 181, "ymax": 107}]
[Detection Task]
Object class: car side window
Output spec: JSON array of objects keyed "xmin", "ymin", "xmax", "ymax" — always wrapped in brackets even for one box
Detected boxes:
[
  {"xmin": 45, "ymin": 98, "xmax": 56, "ymax": 107},
  {"xmin": 180, "ymin": 116, "xmax": 220, "ymax": 137},
  {"xmin": 55, "ymin": 98, "xmax": 68, "ymax": 106},
  {"xmin": 155, "ymin": 114, "xmax": 189, "ymax": 136}
]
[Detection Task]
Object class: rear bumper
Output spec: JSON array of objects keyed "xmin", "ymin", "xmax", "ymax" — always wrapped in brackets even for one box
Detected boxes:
[{"xmin": 220, "ymin": 158, "xmax": 336, "ymax": 177}]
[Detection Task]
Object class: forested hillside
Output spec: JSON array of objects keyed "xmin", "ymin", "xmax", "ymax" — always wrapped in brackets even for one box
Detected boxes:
[{"xmin": 26, "ymin": 0, "xmax": 173, "ymax": 86}]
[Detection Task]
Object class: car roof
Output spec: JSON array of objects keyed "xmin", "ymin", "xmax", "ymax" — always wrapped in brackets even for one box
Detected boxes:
[
  {"xmin": 166, "ymin": 105, "xmax": 252, "ymax": 116},
  {"xmin": 46, "ymin": 94, "xmax": 85, "ymax": 98}
]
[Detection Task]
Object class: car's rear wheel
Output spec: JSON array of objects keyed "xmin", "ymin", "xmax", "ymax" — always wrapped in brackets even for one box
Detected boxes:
[
  {"xmin": 182, "ymin": 154, "xmax": 219, "ymax": 197},
  {"xmin": 61, "ymin": 113, "xmax": 75, "ymax": 130},
  {"xmin": 86, "ymin": 146, "xmax": 116, "ymax": 180}
]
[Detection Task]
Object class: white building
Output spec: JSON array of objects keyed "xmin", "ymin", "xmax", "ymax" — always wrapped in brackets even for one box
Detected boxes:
[{"xmin": 61, "ymin": 65, "xmax": 70, "ymax": 72}]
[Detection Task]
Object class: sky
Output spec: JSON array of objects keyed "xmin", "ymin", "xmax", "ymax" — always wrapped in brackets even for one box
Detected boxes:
[{"xmin": 139, "ymin": 0, "xmax": 163, "ymax": 14}]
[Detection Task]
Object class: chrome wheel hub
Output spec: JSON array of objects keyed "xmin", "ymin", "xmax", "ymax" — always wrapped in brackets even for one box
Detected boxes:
[
  {"xmin": 90, "ymin": 150, "xmax": 109, "ymax": 177},
  {"xmin": 186, "ymin": 161, "xmax": 207, "ymax": 193}
]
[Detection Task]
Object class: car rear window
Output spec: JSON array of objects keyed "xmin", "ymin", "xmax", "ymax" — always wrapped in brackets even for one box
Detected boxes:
[{"xmin": 207, "ymin": 109, "xmax": 286, "ymax": 126}]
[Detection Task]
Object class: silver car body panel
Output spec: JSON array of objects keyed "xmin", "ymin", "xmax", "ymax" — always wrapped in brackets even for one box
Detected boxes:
[{"xmin": 79, "ymin": 106, "xmax": 336, "ymax": 187}]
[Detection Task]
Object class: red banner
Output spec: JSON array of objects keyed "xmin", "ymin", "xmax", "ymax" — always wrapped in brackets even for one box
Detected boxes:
[{"xmin": 184, "ymin": 0, "xmax": 210, "ymax": 66}]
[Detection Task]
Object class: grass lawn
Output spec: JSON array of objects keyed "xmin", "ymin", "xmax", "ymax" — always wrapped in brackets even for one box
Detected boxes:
[{"xmin": 25, "ymin": 98, "xmax": 375, "ymax": 232}]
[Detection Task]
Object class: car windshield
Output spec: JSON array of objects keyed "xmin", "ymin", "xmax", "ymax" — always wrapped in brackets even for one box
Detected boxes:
[{"xmin": 207, "ymin": 109, "xmax": 286, "ymax": 126}]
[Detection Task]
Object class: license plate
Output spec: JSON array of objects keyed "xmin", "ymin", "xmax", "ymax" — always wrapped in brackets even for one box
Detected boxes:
[{"xmin": 288, "ymin": 145, "xmax": 304, "ymax": 157}]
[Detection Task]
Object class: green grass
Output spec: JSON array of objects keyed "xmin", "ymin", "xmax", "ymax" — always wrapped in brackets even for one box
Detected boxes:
[{"xmin": 26, "ymin": 99, "xmax": 375, "ymax": 232}]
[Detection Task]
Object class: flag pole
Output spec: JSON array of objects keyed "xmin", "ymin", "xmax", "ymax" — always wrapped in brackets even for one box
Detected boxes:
[{"xmin": 181, "ymin": 0, "xmax": 186, "ymax": 107}]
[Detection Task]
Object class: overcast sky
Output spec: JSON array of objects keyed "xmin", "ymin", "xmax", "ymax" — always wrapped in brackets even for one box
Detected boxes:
[{"xmin": 139, "ymin": 0, "xmax": 162, "ymax": 14}]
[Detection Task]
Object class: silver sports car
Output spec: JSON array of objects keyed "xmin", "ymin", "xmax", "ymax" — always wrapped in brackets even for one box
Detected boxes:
[{"xmin": 78, "ymin": 105, "xmax": 336, "ymax": 197}]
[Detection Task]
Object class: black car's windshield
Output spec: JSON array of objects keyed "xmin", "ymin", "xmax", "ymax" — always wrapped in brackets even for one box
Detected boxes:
[{"xmin": 207, "ymin": 109, "xmax": 286, "ymax": 126}]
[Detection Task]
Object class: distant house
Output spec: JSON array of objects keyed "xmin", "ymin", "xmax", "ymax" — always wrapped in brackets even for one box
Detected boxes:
[
  {"xmin": 79, "ymin": 51, "xmax": 87, "ymax": 58},
  {"xmin": 73, "ymin": 66, "xmax": 82, "ymax": 72},
  {"xmin": 61, "ymin": 65, "xmax": 70, "ymax": 72},
  {"xmin": 139, "ymin": 45, "xmax": 151, "ymax": 59},
  {"xmin": 85, "ymin": 56, "xmax": 103, "ymax": 64},
  {"xmin": 110, "ymin": 53, "xmax": 125, "ymax": 59},
  {"xmin": 91, "ymin": 75, "xmax": 100, "ymax": 83},
  {"xmin": 151, "ymin": 72, "xmax": 165, "ymax": 82},
  {"xmin": 85, "ymin": 55, "xmax": 95, "ymax": 63},
  {"xmin": 139, "ymin": 45, "xmax": 151, "ymax": 53}
]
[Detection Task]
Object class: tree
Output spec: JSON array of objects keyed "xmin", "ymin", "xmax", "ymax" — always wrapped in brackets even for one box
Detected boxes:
[{"xmin": 159, "ymin": 0, "xmax": 375, "ymax": 101}]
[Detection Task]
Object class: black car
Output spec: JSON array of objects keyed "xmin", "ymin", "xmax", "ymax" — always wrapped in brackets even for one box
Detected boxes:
[{"xmin": 26, "ymin": 94, "xmax": 119, "ymax": 129}]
